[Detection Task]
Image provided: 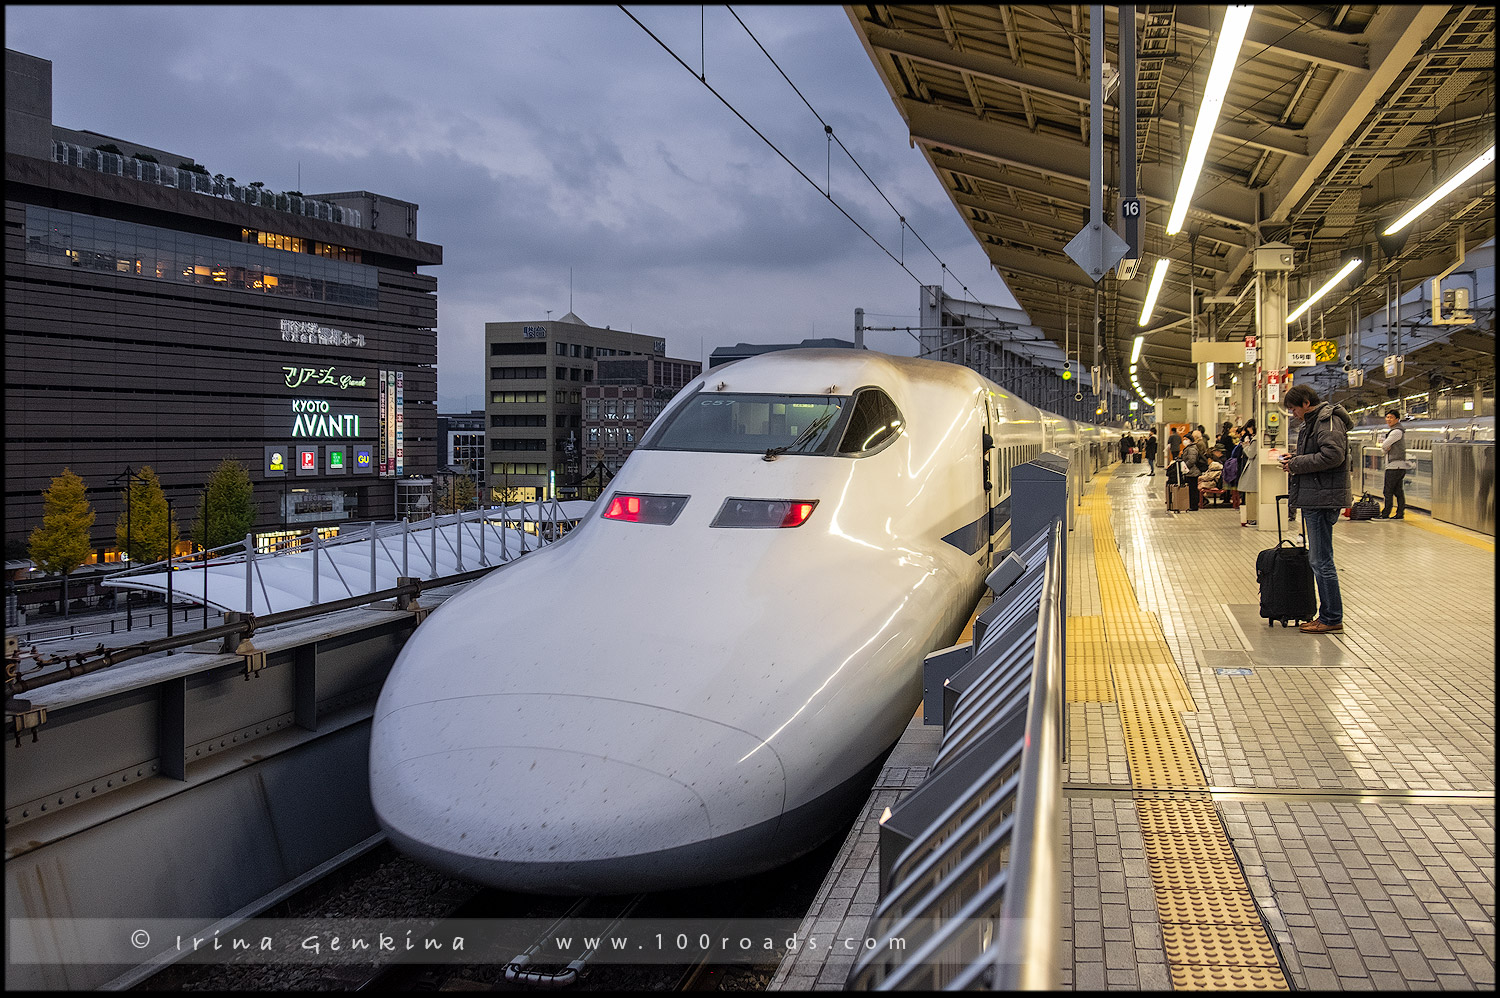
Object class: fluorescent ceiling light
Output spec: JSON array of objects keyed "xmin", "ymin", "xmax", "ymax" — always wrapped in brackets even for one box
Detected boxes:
[
  {"xmin": 1287, "ymin": 258, "xmax": 1362, "ymax": 323},
  {"xmin": 1138, "ymin": 258, "xmax": 1170, "ymax": 326},
  {"xmin": 1130, "ymin": 334, "xmax": 1145, "ymax": 363},
  {"xmin": 1166, "ymin": 6, "xmax": 1254, "ymax": 235},
  {"xmin": 1129, "ymin": 364, "xmax": 1137, "ymax": 373},
  {"xmin": 1384, "ymin": 144, "xmax": 1496, "ymax": 235}
]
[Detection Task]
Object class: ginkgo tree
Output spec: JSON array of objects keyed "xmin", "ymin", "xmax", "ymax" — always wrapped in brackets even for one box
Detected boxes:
[
  {"xmin": 28, "ymin": 469, "xmax": 96, "ymax": 617},
  {"xmin": 115, "ymin": 466, "xmax": 178, "ymax": 564}
]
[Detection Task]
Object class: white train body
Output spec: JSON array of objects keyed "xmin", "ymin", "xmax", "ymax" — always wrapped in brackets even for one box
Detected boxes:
[{"xmin": 370, "ymin": 349, "xmax": 1083, "ymax": 893}]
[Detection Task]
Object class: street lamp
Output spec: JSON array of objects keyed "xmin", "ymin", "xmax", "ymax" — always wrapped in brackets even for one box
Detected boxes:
[
  {"xmin": 111, "ymin": 466, "xmax": 149, "ymax": 632},
  {"xmin": 165, "ymin": 496, "xmax": 174, "ymax": 640},
  {"xmin": 201, "ymin": 486, "xmax": 211, "ymax": 630}
]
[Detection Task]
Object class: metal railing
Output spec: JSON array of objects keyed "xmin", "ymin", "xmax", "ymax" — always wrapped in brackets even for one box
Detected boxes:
[
  {"xmin": 99, "ymin": 502, "xmax": 578, "ymax": 617},
  {"xmin": 847, "ymin": 516, "xmax": 1065, "ymax": 990},
  {"xmin": 8, "ymin": 501, "xmax": 586, "ymax": 696}
]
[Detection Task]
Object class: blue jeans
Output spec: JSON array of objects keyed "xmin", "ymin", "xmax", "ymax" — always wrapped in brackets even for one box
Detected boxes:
[{"xmin": 1301, "ymin": 508, "xmax": 1343, "ymax": 626}]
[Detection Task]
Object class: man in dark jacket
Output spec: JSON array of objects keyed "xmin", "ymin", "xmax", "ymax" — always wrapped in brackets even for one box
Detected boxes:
[
  {"xmin": 1143, "ymin": 430, "xmax": 1158, "ymax": 476},
  {"xmin": 1278, "ymin": 385, "xmax": 1354, "ymax": 634}
]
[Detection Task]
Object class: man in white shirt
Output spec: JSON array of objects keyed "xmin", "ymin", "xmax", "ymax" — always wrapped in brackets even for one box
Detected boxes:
[{"xmin": 1379, "ymin": 409, "xmax": 1413, "ymax": 520}]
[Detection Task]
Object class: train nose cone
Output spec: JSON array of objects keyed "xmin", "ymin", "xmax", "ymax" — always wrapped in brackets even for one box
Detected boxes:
[{"xmin": 370, "ymin": 694, "xmax": 786, "ymax": 893}]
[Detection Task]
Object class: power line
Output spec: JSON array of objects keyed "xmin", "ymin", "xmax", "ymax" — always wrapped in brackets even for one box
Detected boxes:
[
  {"xmin": 622, "ymin": 7, "xmax": 1129, "ymax": 416},
  {"xmin": 619, "ymin": 6, "xmax": 925, "ymax": 287},
  {"xmin": 620, "ymin": 7, "xmax": 1038, "ymax": 351}
]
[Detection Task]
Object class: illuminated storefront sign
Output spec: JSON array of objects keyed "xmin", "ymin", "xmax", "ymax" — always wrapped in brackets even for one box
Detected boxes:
[
  {"xmin": 353, "ymin": 445, "xmax": 374, "ymax": 474},
  {"xmin": 290, "ymin": 399, "xmax": 362, "ymax": 438},
  {"xmin": 264, "ymin": 445, "xmax": 289, "ymax": 477},
  {"xmin": 283, "ymin": 365, "xmax": 369, "ymax": 390},
  {"xmin": 280, "ymin": 318, "xmax": 366, "ymax": 348},
  {"xmin": 380, "ymin": 369, "xmax": 404, "ymax": 477},
  {"xmin": 297, "ymin": 446, "xmax": 319, "ymax": 476},
  {"xmin": 325, "ymin": 445, "xmax": 348, "ymax": 475}
]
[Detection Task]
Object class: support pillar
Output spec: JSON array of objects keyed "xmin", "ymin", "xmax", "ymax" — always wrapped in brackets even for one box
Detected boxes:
[
  {"xmin": 1197, "ymin": 362, "xmax": 1216, "ymax": 442},
  {"xmin": 1255, "ymin": 257, "xmax": 1291, "ymax": 531}
]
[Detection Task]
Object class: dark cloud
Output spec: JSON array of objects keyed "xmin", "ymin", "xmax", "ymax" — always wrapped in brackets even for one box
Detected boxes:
[{"xmin": 5, "ymin": 5, "xmax": 1021, "ymax": 414}]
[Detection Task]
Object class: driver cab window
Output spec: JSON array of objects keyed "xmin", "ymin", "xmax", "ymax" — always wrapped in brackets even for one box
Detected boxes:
[{"xmin": 837, "ymin": 388, "xmax": 904, "ymax": 455}]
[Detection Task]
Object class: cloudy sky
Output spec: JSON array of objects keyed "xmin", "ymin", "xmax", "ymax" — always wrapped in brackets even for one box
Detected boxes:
[{"xmin": 6, "ymin": 5, "xmax": 1022, "ymax": 412}]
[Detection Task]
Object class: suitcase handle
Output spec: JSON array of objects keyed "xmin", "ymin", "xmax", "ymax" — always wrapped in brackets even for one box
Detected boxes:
[{"xmin": 1276, "ymin": 494, "xmax": 1294, "ymax": 546}]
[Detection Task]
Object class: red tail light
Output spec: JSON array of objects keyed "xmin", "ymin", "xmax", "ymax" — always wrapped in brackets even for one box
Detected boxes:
[
  {"xmin": 712, "ymin": 498, "xmax": 820, "ymax": 528},
  {"xmin": 601, "ymin": 492, "xmax": 688, "ymax": 525}
]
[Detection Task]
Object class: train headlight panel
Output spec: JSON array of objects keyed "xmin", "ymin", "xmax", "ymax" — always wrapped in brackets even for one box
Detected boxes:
[
  {"xmin": 602, "ymin": 493, "xmax": 689, "ymax": 525},
  {"xmin": 712, "ymin": 498, "xmax": 819, "ymax": 528}
]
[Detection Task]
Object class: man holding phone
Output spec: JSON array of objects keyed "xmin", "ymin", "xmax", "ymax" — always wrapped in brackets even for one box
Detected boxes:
[{"xmin": 1279, "ymin": 384, "xmax": 1354, "ymax": 634}]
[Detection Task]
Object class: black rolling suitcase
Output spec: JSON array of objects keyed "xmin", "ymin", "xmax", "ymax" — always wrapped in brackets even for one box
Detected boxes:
[{"xmin": 1256, "ymin": 495, "xmax": 1317, "ymax": 627}]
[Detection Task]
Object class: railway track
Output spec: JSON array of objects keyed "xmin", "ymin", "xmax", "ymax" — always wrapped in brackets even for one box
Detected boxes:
[{"xmin": 134, "ymin": 827, "xmax": 845, "ymax": 992}]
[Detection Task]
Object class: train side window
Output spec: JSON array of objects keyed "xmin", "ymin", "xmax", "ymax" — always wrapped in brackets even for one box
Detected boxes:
[{"xmin": 837, "ymin": 388, "xmax": 905, "ymax": 456}]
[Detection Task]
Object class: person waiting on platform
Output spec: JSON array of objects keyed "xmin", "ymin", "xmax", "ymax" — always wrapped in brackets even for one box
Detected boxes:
[
  {"xmin": 1143, "ymin": 429, "xmax": 1158, "ymax": 477},
  {"xmin": 1279, "ymin": 385, "xmax": 1354, "ymax": 634},
  {"xmin": 1200, "ymin": 449, "xmax": 1225, "ymax": 490},
  {"xmin": 1217, "ymin": 421, "xmax": 1236, "ymax": 457},
  {"xmin": 1236, "ymin": 419, "xmax": 1259, "ymax": 526},
  {"xmin": 1379, "ymin": 408, "xmax": 1412, "ymax": 520},
  {"xmin": 1180, "ymin": 431, "xmax": 1205, "ymax": 511}
]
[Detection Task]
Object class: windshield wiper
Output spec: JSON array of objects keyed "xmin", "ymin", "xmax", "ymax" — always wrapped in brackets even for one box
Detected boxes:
[{"xmin": 763, "ymin": 409, "xmax": 838, "ymax": 461}]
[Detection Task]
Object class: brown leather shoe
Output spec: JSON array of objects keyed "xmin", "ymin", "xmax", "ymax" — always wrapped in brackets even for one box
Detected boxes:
[{"xmin": 1299, "ymin": 620, "xmax": 1343, "ymax": 634}]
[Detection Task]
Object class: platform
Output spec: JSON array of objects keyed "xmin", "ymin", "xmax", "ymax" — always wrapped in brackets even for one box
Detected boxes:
[{"xmin": 771, "ymin": 464, "xmax": 1495, "ymax": 990}]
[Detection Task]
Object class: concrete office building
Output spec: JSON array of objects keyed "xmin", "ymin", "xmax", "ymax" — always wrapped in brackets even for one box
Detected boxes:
[
  {"xmin": 581, "ymin": 355, "xmax": 702, "ymax": 479},
  {"xmin": 4, "ymin": 48, "xmax": 442, "ymax": 560},
  {"xmin": 485, "ymin": 313, "xmax": 671, "ymax": 501}
]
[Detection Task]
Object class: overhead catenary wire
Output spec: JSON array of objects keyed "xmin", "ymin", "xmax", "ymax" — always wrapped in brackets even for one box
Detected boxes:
[
  {"xmin": 620, "ymin": 7, "xmax": 928, "ymax": 291},
  {"xmin": 622, "ymin": 6, "xmax": 1075, "ymax": 376}
]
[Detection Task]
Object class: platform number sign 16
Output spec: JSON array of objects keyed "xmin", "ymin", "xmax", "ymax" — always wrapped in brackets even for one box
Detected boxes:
[{"xmin": 1120, "ymin": 198, "xmax": 1141, "ymax": 218}]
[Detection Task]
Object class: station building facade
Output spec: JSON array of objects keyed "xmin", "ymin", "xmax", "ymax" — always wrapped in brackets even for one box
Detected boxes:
[{"xmin": 4, "ymin": 49, "xmax": 442, "ymax": 561}]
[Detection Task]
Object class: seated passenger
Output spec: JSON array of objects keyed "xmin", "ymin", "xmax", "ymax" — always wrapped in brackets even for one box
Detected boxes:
[{"xmin": 1200, "ymin": 450, "xmax": 1225, "ymax": 490}]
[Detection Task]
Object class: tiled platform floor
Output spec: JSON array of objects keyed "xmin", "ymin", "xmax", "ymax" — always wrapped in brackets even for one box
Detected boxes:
[{"xmin": 771, "ymin": 465, "xmax": 1494, "ymax": 990}]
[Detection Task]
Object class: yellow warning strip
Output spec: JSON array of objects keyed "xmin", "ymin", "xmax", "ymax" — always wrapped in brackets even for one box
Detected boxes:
[
  {"xmin": 1066, "ymin": 615, "xmax": 1112, "ymax": 702},
  {"xmin": 1400, "ymin": 509, "xmax": 1495, "ymax": 552},
  {"xmin": 1084, "ymin": 466, "xmax": 1289, "ymax": 990}
]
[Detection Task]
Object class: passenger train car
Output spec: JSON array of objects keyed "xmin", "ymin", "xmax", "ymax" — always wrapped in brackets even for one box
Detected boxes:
[
  {"xmin": 1347, "ymin": 415, "xmax": 1494, "ymax": 511},
  {"xmin": 370, "ymin": 349, "xmax": 1109, "ymax": 894}
]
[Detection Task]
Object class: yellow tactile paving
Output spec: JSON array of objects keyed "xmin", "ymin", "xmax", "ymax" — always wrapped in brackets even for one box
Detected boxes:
[
  {"xmin": 1161, "ymin": 923, "xmax": 1283, "ymax": 967},
  {"xmin": 1169, "ymin": 964, "xmax": 1289, "ymax": 990},
  {"xmin": 1066, "ymin": 615, "xmax": 1113, "ymax": 702},
  {"xmin": 1081, "ymin": 466, "xmax": 1289, "ymax": 990},
  {"xmin": 1154, "ymin": 889, "xmax": 1264, "ymax": 925},
  {"xmin": 1113, "ymin": 662, "xmax": 1195, "ymax": 709}
]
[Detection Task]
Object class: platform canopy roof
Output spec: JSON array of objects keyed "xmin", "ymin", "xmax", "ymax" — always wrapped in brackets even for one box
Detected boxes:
[{"xmin": 848, "ymin": 5, "xmax": 1495, "ymax": 409}]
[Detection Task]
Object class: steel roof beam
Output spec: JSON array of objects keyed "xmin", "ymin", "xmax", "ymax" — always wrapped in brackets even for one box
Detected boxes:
[
  {"xmin": 1261, "ymin": 5, "xmax": 1450, "ymax": 226},
  {"xmin": 1167, "ymin": 6, "xmax": 1370, "ymax": 73},
  {"xmin": 863, "ymin": 20, "xmax": 1311, "ymax": 161},
  {"xmin": 904, "ymin": 100, "xmax": 1260, "ymax": 230}
]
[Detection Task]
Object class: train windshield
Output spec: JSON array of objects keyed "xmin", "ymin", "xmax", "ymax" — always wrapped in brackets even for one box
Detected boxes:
[{"xmin": 640, "ymin": 393, "xmax": 849, "ymax": 455}]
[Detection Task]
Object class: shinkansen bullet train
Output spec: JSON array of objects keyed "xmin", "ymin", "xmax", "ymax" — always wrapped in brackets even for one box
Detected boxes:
[{"xmin": 370, "ymin": 349, "xmax": 1115, "ymax": 894}]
